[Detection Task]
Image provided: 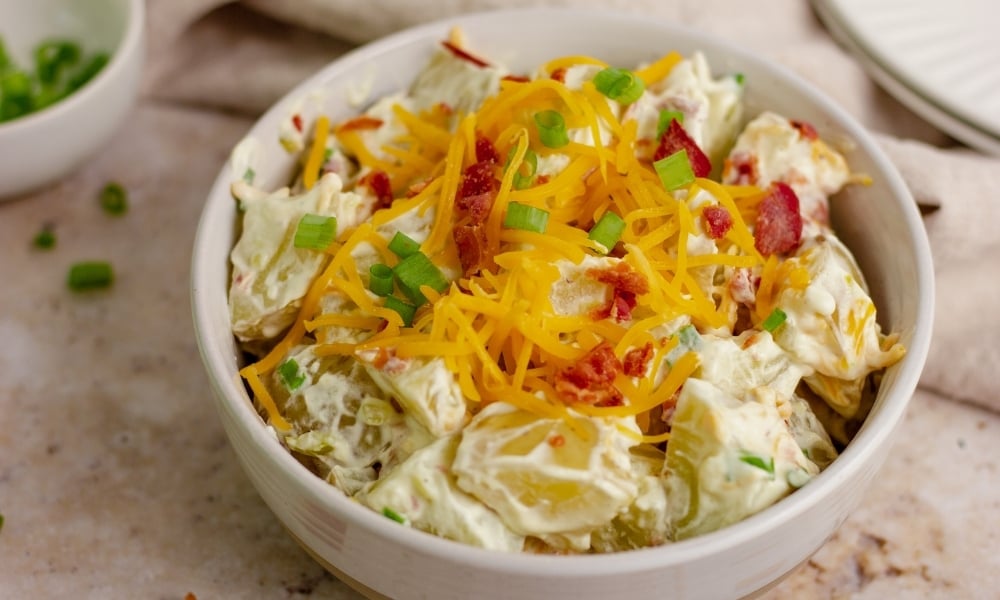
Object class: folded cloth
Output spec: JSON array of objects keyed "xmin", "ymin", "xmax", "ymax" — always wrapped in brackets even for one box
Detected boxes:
[{"xmin": 145, "ymin": 0, "xmax": 1000, "ymax": 413}]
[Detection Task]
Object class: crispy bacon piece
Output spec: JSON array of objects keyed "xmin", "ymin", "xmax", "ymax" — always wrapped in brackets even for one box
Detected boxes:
[
  {"xmin": 502, "ymin": 74, "xmax": 531, "ymax": 83},
  {"xmin": 623, "ymin": 343, "xmax": 654, "ymax": 377},
  {"xmin": 441, "ymin": 40, "xmax": 490, "ymax": 68},
  {"xmin": 754, "ymin": 182, "xmax": 803, "ymax": 255},
  {"xmin": 702, "ymin": 206, "xmax": 733, "ymax": 239},
  {"xmin": 554, "ymin": 342, "xmax": 623, "ymax": 406},
  {"xmin": 456, "ymin": 161, "xmax": 498, "ymax": 224},
  {"xmin": 359, "ymin": 170, "xmax": 393, "ymax": 210},
  {"xmin": 550, "ymin": 68, "xmax": 566, "ymax": 82},
  {"xmin": 587, "ymin": 262, "xmax": 650, "ymax": 323},
  {"xmin": 291, "ymin": 113, "xmax": 303, "ymax": 133},
  {"xmin": 790, "ymin": 119, "xmax": 818, "ymax": 141},
  {"xmin": 453, "ymin": 223, "xmax": 490, "ymax": 277},
  {"xmin": 475, "ymin": 136, "xmax": 500, "ymax": 164},
  {"xmin": 335, "ymin": 115, "xmax": 384, "ymax": 133},
  {"xmin": 653, "ymin": 119, "xmax": 712, "ymax": 177}
]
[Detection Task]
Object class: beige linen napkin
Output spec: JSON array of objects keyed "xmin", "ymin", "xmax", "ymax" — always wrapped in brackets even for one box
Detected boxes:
[{"xmin": 145, "ymin": 0, "xmax": 1000, "ymax": 413}]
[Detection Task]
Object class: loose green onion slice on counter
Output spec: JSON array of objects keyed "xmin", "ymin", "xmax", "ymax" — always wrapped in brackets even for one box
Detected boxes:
[
  {"xmin": 277, "ymin": 359, "xmax": 306, "ymax": 391},
  {"xmin": 534, "ymin": 110, "xmax": 569, "ymax": 148},
  {"xmin": 592, "ymin": 67, "xmax": 645, "ymax": 104},
  {"xmin": 762, "ymin": 308, "xmax": 787, "ymax": 332},
  {"xmin": 384, "ymin": 295, "xmax": 417, "ymax": 327},
  {"xmin": 588, "ymin": 211, "xmax": 626, "ymax": 254},
  {"xmin": 388, "ymin": 231, "xmax": 421, "ymax": 258},
  {"xmin": 99, "ymin": 182, "xmax": 128, "ymax": 216},
  {"xmin": 33, "ymin": 225, "xmax": 56, "ymax": 250},
  {"xmin": 656, "ymin": 110, "xmax": 684, "ymax": 139},
  {"xmin": 654, "ymin": 150, "xmax": 695, "ymax": 191},
  {"xmin": 369, "ymin": 263, "xmax": 395, "ymax": 296},
  {"xmin": 67, "ymin": 261, "xmax": 113, "ymax": 291},
  {"xmin": 393, "ymin": 252, "xmax": 449, "ymax": 305},
  {"xmin": 503, "ymin": 202, "xmax": 550, "ymax": 233},
  {"xmin": 293, "ymin": 214, "xmax": 337, "ymax": 250},
  {"xmin": 382, "ymin": 507, "xmax": 406, "ymax": 523},
  {"xmin": 739, "ymin": 453, "xmax": 775, "ymax": 475}
]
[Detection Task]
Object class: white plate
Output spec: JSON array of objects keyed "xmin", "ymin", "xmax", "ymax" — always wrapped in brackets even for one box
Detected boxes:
[{"xmin": 814, "ymin": 0, "xmax": 1000, "ymax": 155}]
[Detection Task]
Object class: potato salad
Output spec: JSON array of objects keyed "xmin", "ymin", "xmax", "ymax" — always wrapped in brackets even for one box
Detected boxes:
[{"xmin": 227, "ymin": 37, "xmax": 906, "ymax": 553}]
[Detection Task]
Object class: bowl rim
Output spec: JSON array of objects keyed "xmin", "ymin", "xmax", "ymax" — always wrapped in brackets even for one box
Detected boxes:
[
  {"xmin": 191, "ymin": 6, "xmax": 935, "ymax": 575},
  {"xmin": 0, "ymin": 0, "xmax": 145, "ymax": 134}
]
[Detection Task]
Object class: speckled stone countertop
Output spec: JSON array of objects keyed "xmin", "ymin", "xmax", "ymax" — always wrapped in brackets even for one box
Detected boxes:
[{"xmin": 2, "ymin": 5, "xmax": 1000, "ymax": 600}]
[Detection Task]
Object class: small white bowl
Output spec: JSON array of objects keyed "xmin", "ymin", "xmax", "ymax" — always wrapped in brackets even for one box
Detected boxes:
[
  {"xmin": 0, "ymin": 0, "xmax": 144, "ymax": 200},
  {"xmin": 192, "ymin": 9, "xmax": 934, "ymax": 600}
]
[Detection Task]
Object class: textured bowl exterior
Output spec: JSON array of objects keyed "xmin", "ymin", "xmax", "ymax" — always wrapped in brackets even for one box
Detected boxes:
[
  {"xmin": 191, "ymin": 9, "xmax": 934, "ymax": 600},
  {"xmin": 0, "ymin": 0, "xmax": 144, "ymax": 199}
]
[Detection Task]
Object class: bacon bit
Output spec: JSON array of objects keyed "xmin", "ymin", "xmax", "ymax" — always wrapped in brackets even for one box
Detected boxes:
[
  {"xmin": 441, "ymin": 40, "xmax": 490, "ymax": 68},
  {"xmin": 535, "ymin": 174, "xmax": 551, "ymax": 185},
  {"xmin": 790, "ymin": 119, "xmax": 818, "ymax": 141},
  {"xmin": 729, "ymin": 268, "xmax": 757, "ymax": 305},
  {"xmin": 456, "ymin": 161, "xmax": 499, "ymax": 224},
  {"xmin": 554, "ymin": 342, "xmax": 624, "ymax": 406},
  {"xmin": 623, "ymin": 343, "xmax": 654, "ymax": 377},
  {"xmin": 502, "ymin": 74, "xmax": 531, "ymax": 83},
  {"xmin": 754, "ymin": 182, "xmax": 803, "ymax": 256},
  {"xmin": 291, "ymin": 114, "xmax": 303, "ymax": 133},
  {"xmin": 335, "ymin": 115, "xmax": 384, "ymax": 133},
  {"xmin": 723, "ymin": 152, "xmax": 758, "ymax": 185},
  {"xmin": 653, "ymin": 119, "xmax": 712, "ymax": 177},
  {"xmin": 702, "ymin": 206, "xmax": 733, "ymax": 239},
  {"xmin": 548, "ymin": 434, "xmax": 565, "ymax": 448},
  {"xmin": 453, "ymin": 223, "xmax": 491, "ymax": 276},
  {"xmin": 475, "ymin": 135, "xmax": 500, "ymax": 164},
  {"xmin": 359, "ymin": 170, "xmax": 393, "ymax": 210},
  {"xmin": 587, "ymin": 262, "xmax": 650, "ymax": 322},
  {"xmin": 550, "ymin": 68, "xmax": 566, "ymax": 82},
  {"xmin": 371, "ymin": 347, "xmax": 393, "ymax": 370}
]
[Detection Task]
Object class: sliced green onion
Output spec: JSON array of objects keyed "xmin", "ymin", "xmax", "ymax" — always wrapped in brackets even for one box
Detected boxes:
[
  {"xmin": 99, "ymin": 182, "xmax": 128, "ymax": 216},
  {"xmin": 277, "ymin": 358, "xmax": 306, "ymax": 391},
  {"xmin": 33, "ymin": 225, "xmax": 56, "ymax": 250},
  {"xmin": 503, "ymin": 202, "xmax": 550, "ymax": 233},
  {"xmin": 587, "ymin": 211, "xmax": 625, "ymax": 254},
  {"xmin": 762, "ymin": 308, "xmax": 787, "ymax": 332},
  {"xmin": 739, "ymin": 453, "xmax": 775, "ymax": 475},
  {"xmin": 734, "ymin": 72, "xmax": 745, "ymax": 86},
  {"xmin": 384, "ymin": 296, "xmax": 417, "ymax": 327},
  {"xmin": 293, "ymin": 214, "xmax": 337, "ymax": 250},
  {"xmin": 654, "ymin": 149, "xmax": 695, "ymax": 191},
  {"xmin": 656, "ymin": 110, "xmax": 685, "ymax": 139},
  {"xmin": 67, "ymin": 261, "xmax": 113, "ymax": 291},
  {"xmin": 592, "ymin": 67, "xmax": 645, "ymax": 104},
  {"xmin": 534, "ymin": 110, "xmax": 569, "ymax": 148},
  {"xmin": 1, "ymin": 71, "xmax": 32, "ymax": 121},
  {"xmin": 65, "ymin": 52, "xmax": 108, "ymax": 93},
  {"xmin": 0, "ymin": 38, "xmax": 10, "ymax": 71},
  {"xmin": 506, "ymin": 147, "xmax": 538, "ymax": 190},
  {"xmin": 242, "ymin": 167, "xmax": 255, "ymax": 184},
  {"xmin": 382, "ymin": 507, "xmax": 406, "ymax": 524},
  {"xmin": 368, "ymin": 263, "xmax": 394, "ymax": 296},
  {"xmin": 393, "ymin": 252, "xmax": 449, "ymax": 305},
  {"xmin": 35, "ymin": 40, "xmax": 80, "ymax": 86},
  {"xmin": 666, "ymin": 324, "xmax": 702, "ymax": 366},
  {"xmin": 388, "ymin": 231, "xmax": 421, "ymax": 258},
  {"xmin": 786, "ymin": 469, "xmax": 811, "ymax": 489}
]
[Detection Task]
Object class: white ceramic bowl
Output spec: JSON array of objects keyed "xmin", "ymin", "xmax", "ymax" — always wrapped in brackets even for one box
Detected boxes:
[
  {"xmin": 191, "ymin": 9, "xmax": 934, "ymax": 600},
  {"xmin": 0, "ymin": 0, "xmax": 144, "ymax": 199}
]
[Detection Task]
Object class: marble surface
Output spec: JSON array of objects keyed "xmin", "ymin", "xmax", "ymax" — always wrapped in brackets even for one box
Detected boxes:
[{"xmin": 1, "ymin": 6, "xmax": 1000, "ymax": 599}]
